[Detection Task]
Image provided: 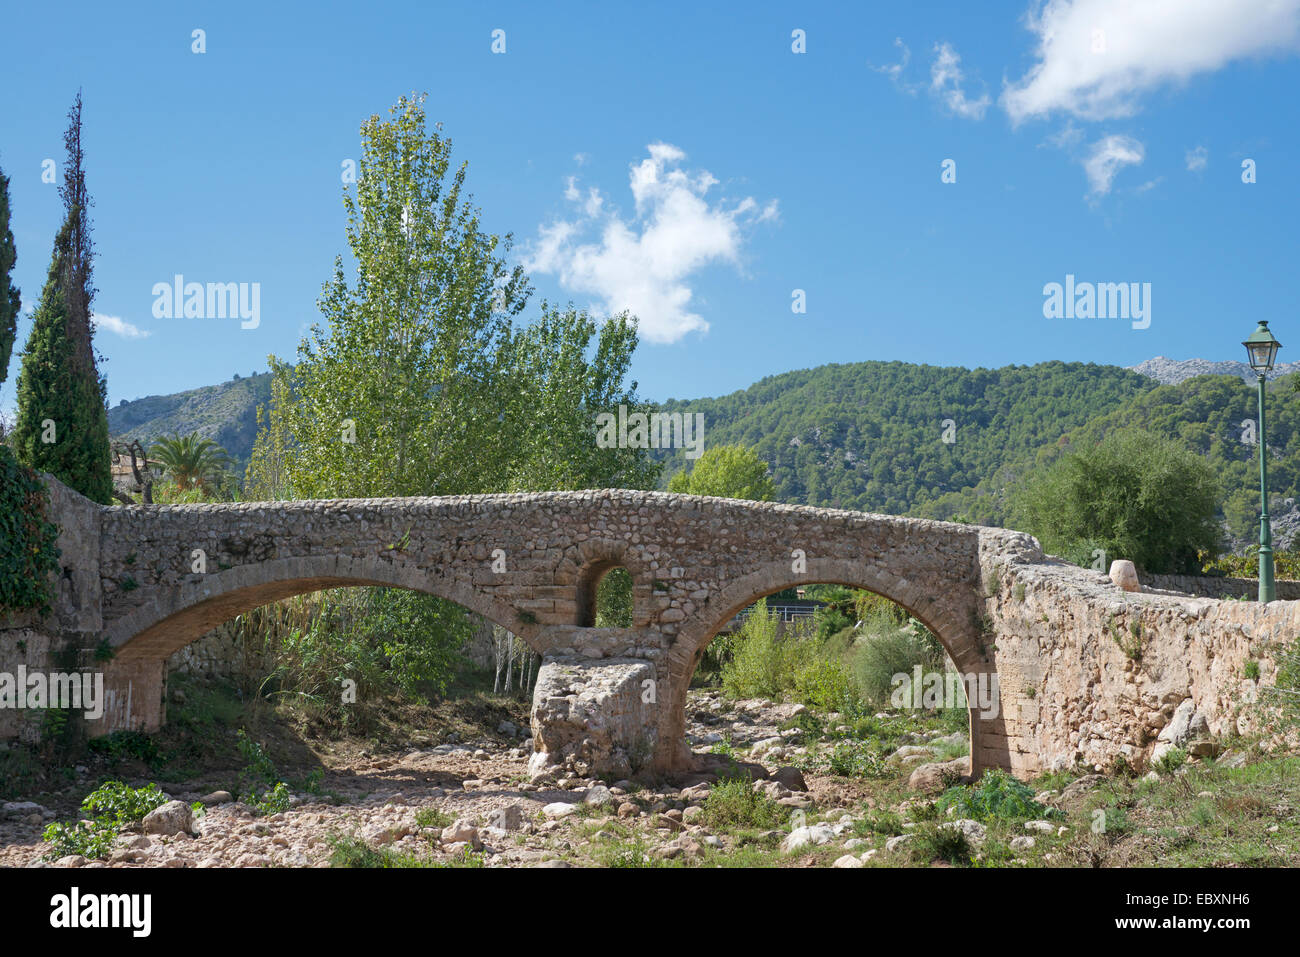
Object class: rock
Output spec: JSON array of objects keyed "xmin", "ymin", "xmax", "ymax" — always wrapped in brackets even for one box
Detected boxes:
[
  {"xmin": 832, "ymin": 854, "xmax": 864, "ymax": 868},
  {"xmin": 487, "ymin": 805, "xmax": 524, "ymax": 831},
  {"xmin": 1024, "ymin": 820, "xmax": 1055, "ymax": 833},
  {"xmin": 885, "ymin": 834, "xmax": 914, "ymax": 853},
  {"xmin": 782, "ymin": 824, "xmax": 835, "ymax": 852},
  {"xmin": 542, "ymin": 802, "xmax": 579, "ymax": 819},
  {"xmin": 2, "ymin": 801, "xmax": 44, "ymax": 820},
  {"xmin": 681, "ymin": 805, "xmax": 704, "ymax": 824},
  {"xmin": 198, "ymin": 791, "xmax": 233, "ymax": 806},
  {"xmin": 753, "ymin": 780, "xmax": 792, "ymax": 801},
  {"xmin": 655, "ymin": 836, "xmax": 702, "ymax": 859},
  {"xmin": 679, "ymin": 783, "xmax": 711, "ymax": 802},
  {"xmin": 617, "ymin": 802, "xmax": 639, "ymax": 819},
  {"xmin": 1109, "ymin": 560, "xmax": 1141, "ymax": 592},
  {"xmin": 751, "ymin": 737, "xmax": 784, "ymax": 756},
  {"xmin": 1009, "ymin": 836, "xmax": 1036, "ymax": 852},
  {"xmin": 777, "ymin": 795, "xmax": 813, "ymax": 810},
  {"xmin": 439, "ymin": 820, "xmax": 482, "ymax": 850},
  {"xmin": 497, "ymin": 720, "xmax": 518, "ymax": 737},
  {"xmin": 907, "ymin": 757, "xmax": 969, "ymax": 793},
  {"xmin": 1217, "ymin": 750, "xmax": 1247, "ymax": 769},
  {"xmin": 141, "ymin": 801, "xmax": 194, "ymax": 837},
  {"xmin": 770, "ymin": 766, "xmax": 808, "ymax": 792},
  {"xmin": 583, "ymin": 785, "xmax": 614, "ymax": 807},
  {"xmin": 942, "ymin": 818, "xmax": 987, "ymax": 848},
  {"xmin": 361, "ymin": 823, "xmax": 405, "ymax": 845},
  {"xmin": 843, "ymin": 838, "xmax": 868, "ymax": 850},
  {"xmin": 54, "ymin": 855, "xmax": 86, "ymax": 867},
  {"xmin": 1157, "ymin": 699, "xmax": 1198, "ymax": 748},
  {"xmin": 1058, "ymin": 774, "xmax": 1106, "ymax": 803},
  {"xmin": 892, "ymin": 745, "xmax": 935, "ymax": 760}
]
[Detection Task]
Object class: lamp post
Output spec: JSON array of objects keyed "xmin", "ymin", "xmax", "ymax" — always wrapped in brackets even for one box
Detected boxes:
[{"xmin": 1243, "ymin": 320, "xmax": 1282, "ymax": 602}]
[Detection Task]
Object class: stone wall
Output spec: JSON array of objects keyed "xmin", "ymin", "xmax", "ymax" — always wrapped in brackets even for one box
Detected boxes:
[
  {"xmin": 0, "ymin": 475, "xmax": 106, "ymax": 742},
  {"xmin": 1143, "ymin": 572, "xmax": 1300, "ymax": 601},
  {"xmin": 982, "ymin": 537, "xmax": 1295, "ymax": 775}
]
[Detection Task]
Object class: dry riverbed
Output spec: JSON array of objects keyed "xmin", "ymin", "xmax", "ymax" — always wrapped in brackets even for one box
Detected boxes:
[{"xmin": 1, "ymin": 689, "xmax": 1296, "ymax": 868}]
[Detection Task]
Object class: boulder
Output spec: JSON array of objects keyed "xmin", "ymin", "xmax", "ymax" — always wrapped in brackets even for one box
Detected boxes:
[
  {"xmin": 782, "ymin": 824, "xmax": 834, "ymax": 852},
  {"xmin": 141, "ymin": 801, "xmax": 194, "ymax": 837},
  {"xmin": 439, "ymin": 819, "xmax": 482, "ymax": 850},
  {"xmin": 770, "ymin": 766, "xmax": 808, "ymax": 792},
  {"xmin": 907, "ymin": 757, "xmax": 969, "ymax": 793},
  {"xmin": 1109, "ymin": 559, "xmax": 1141, "ymax": 592}
]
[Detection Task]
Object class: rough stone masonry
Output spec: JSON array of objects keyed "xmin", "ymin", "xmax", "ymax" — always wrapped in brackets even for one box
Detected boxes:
[{"xmin": 0, "ymin": 475, "xmax": 1291, "ymax": 779}]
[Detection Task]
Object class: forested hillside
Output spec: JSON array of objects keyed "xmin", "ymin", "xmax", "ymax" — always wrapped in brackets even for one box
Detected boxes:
[{"xmin": 656, "ymin": 361, "xmax": 1157, "ymax": 517}]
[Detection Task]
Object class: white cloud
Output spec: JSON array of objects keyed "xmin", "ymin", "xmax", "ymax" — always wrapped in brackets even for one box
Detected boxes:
[
  {"xmin": 930, "ymin": 42, "xmax": 991, "ymax": 119},
  {"xmin": 1003, "ymin": 0, "xmax": 1300, "ymax": 123},
  {"xmin": 1082, "ymin": 134, "xmax": 1145, "ymax": 197},
  {"xmin": 93, "ymin": 313, "xmax": 151, "ymax": 340},
  {"xmin": 525, "ymin": 144, "xmax": 777, "ymax": 344},
  {"xmin": 873, "ymin": 37, "xmax": 915, "ymax": 89},
  {"xmin": 1186, "ymin": 145, "xmax": 1209, "ymax": 170}
]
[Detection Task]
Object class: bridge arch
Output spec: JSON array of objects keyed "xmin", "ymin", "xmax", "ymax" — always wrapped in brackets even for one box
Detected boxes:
[
  {"xmin": 662, "ymin": 556, "xmax": 992, "ymax": 772},
  {"xmin": 103, "ymin": 552, "xmax": 541, "ymax": 662}
]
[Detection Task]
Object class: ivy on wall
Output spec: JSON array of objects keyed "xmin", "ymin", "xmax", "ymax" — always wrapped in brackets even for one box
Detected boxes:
[{"xmin": 0, "ymin": 444, "xmax": 61, "ymax": 615}]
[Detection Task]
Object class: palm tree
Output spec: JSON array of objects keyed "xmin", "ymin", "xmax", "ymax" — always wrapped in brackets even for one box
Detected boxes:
[{"xmin": 149, "ymin": 433, "xmax": 232, "ymax": 493}]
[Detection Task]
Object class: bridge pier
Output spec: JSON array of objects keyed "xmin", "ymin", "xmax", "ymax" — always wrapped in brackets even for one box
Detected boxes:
[
  {"xmin": 525, "ymin": 625, "xmax": 682, "ymax": 780},
  {"xmin": 86, "ymin": 656, "xmax": 166, "ymax": 737}
]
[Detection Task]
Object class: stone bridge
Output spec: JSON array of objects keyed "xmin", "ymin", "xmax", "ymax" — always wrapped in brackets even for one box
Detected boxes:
[{"xmin": 4, "ymin": 477, "xmax": 1294, "ymax": 781}]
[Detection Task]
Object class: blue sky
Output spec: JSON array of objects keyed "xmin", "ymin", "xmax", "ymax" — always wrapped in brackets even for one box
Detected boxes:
[{"xmin": 1, "ymin": 0, "xmax": 1298, "ymax": 414}]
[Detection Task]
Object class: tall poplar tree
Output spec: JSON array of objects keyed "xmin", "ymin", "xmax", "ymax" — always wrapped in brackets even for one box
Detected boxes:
[{"xmin": 12, "ymin": 93, "xmax": 112, "ymax": 503}]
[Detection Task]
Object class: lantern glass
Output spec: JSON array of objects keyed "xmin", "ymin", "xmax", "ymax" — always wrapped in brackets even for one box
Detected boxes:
[{"xmin": 1243, "ymin": 322, "xmax": 1281, "ymax": 373}]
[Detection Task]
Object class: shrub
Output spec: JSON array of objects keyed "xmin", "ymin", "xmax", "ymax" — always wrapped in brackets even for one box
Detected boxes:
[
  {"xmin": 936, "ymin": 768, "xmax": 1060, "ymax": 821},
  {"xmin": 80, "ymin": 780, "xmax": 168, "ymax": 828},
  {"xmin": 42, "ymin": 780, "xmax": 168, "ymax": 860},
  {"xmin": 701, "ymin": 779, "xmax": 785, "ymax": 831},
  {"xmin": 825, "ymin": 740, "xmax": 890, "ymax": 778},
  {"xmin": 1154, "ymin": 747, "xmax": 1188, "ymax": 775},
  {"xmin": 793, "ymin": 656, "xmax": 856, "ymax": 711},
  {"xmin": 720, "ymin": 598, "xmax": 801, "ymax": 700},
  {"xmin": 851, "ymin": 622, "xmax": 943, "ymax": 707},
  {"xmin": 0, "ymin": 444, "xmax": 61, "ymax": 614},
  {"xmin": 911, "ymin": 822, "xmax": 973, "ymax": 865}
]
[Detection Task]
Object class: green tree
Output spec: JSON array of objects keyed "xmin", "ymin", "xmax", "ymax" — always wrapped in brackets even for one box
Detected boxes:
[
  {"xmin": 1008, "ymin": 427, "xmax": 1221, "ymax": 574},
  {"xmin": 150, "ymin": 433, "xmax": 233, "ymax": 492},
  {"xmin": 267, "ymin": 93, "xmax": 528, "ymax": 500},
  {"xmin": 0, "ymin": 163, "xmax": 19, "ymax": 388},
  {"xmin": 502, "ymin": 303, "xmax": 659, "ymax": 493},
  {"xmin": 668, "ymin": 444, "xmax": 776, "ymax": 500},
  {"xmin": 11, "ymin": 94, "xmax": 111, "ymax": 503}
]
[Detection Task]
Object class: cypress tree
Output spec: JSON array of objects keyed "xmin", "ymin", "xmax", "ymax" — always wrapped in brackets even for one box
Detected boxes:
[
  {"xmin": 12, "ymin": 93, "xmax": 111, "ymax": 503},
  {"xmin": 0, "ymin": 162, "xmax": 18, "ymax": 387}
]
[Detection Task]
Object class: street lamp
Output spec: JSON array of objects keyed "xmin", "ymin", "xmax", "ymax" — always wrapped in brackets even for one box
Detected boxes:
[{"xmin": 1243, "ymin": 320, "xmax": 1282, "ymax": 602}]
